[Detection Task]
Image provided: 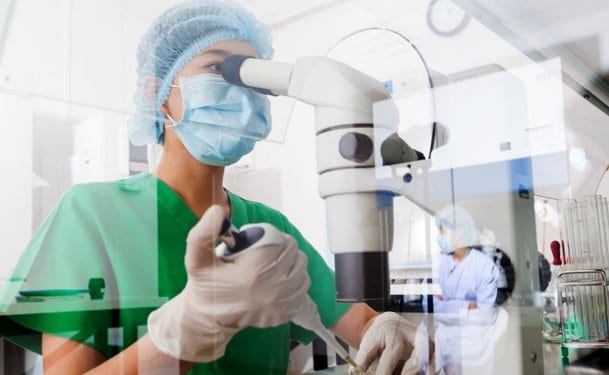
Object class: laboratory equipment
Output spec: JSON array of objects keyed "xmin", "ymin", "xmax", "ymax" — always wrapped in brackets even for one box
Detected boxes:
[
  {"xmin": 220, "ymin": 53, "xmax": 551, "ymax": 374},
  {"xmin": 554, "ymin": 197, "xmax": 609, "ymax": 348},
  {"xmin": 560, "ymin": 196, "xmax": 609, "ymax": 271},
  {"xmin": 557, "ymin": 270, "xmax": 609, "ymax": 347},
  {"xmin": 149, "ymin": 204, "xmax": 310, "ymax": 363},
  {"xmin": 221, "ymin": 54, "xmax": 419, "ymax": 302},
  {"xmin": 216, "ymin": 218, "xmax": 363, "ymax": 372}
]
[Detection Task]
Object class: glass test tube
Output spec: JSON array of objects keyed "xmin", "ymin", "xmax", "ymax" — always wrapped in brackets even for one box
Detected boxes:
[
  {"xmin": 587, "ymin": 200, "xmax": 601, "ymax": 339},
  {"xmin": 597, "ymin": 196, "xmax": 608, "ymax": 269},
  {"xmin": 589, "ymin": 197, "xmax": 606, "ymax": 339},
  {"xmin": 573, "ymin": 200, "xmax": 584, "ymax": 269},
  {"xmin": 590, "ymin": 197, "xmax": 602, "ymax": 268},
  {"xmin": 601, "ymin": 196, "xmax": 609, "ymax": 268},
  {"xmin": 592, "ymin": 197, "xmax": 603, "ymax": 268},
  {"xmin": 586, "ymin": 197, "xmax": 600, "ymax": 269},
  {"xmin": 596, "ymin": 195, "xmax": 609, "ymax": 340},
  {"xmin": 561, "ymin": 200, "xmax": 574, "ymax": 271},
  {"xmin": 578, "ymin": 203, "xmax": 592, "ymax": 339},
  {"xmin": 596, "ymin": 196, "xmax": 606, "ymax": 268}
]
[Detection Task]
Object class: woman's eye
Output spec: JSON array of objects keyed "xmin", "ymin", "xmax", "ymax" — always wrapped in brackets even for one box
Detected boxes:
[{"xmin": 206, "ymin": 63, "xmax": 223, "ymax": 73}]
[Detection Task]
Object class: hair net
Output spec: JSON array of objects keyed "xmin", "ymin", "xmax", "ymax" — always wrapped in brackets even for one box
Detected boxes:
[
  {"xmin": 435, "ymin": 205, "xmax": 478, "ymax": 247},
  {"xmin": 128, "ymin": 0, "xmax": 274, "ymax": 146}
]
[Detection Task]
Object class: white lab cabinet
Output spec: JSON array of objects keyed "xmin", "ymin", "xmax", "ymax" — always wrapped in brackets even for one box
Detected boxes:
[{"xmin": 71, "ymin": 113, "xmax": 130, "ymax": 184}]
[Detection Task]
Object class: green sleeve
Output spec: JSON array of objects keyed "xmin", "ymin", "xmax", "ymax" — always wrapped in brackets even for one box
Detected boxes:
[
  {"xmin": 1, "ymin": 185, "xmax": 116, "ymax": 356},
  {"xmin": 272, "ymin": 214, "xmax": 352, "ymax": 345}
]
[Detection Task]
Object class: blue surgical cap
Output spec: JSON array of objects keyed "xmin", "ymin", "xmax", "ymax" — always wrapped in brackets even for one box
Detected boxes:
[
  {"xmin": 435, "ymin": 205, "xmax": 478, "ymax": 247},
  {"xmin": 129, "ymin": 0, "xmax": 274, "ymax": 146}
]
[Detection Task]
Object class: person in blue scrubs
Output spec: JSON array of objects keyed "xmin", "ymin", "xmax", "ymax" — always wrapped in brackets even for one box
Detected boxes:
[
  {"xmin": 434, "ymin": 205, "xmax": 499, "ymax": 322},
  {"xmin": 431, "ymin": 205, "xmax": 500, "ymax": 374}
]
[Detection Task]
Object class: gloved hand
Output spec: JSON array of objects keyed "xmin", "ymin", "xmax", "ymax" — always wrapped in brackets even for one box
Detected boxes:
[
  {"xmin": 352, "ymin": 312, "xmax": 434, "ymax": 375},
  {"xmin": 147, "ymin": 205, "xmax": 310, "ymax": 362}
]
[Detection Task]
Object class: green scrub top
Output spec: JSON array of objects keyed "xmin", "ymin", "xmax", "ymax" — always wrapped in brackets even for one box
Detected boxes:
[{"xmin": 3, "ymin": 173, "xmax": 351, "ymax": 374}]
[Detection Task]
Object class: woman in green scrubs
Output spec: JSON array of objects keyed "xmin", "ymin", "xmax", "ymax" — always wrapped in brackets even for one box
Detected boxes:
[{"xmin": 5, "ymin": 1, "xmax": 429, "ymax": 374}]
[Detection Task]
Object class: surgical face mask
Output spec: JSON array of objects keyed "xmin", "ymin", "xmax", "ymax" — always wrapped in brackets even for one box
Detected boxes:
[
  {"xmin": 167, "ymin": 74, "xmax": 271, "ymax": 166},
  {"xmin": 437, "ymin": 234, "xmax": 456, "ymax": 255}
]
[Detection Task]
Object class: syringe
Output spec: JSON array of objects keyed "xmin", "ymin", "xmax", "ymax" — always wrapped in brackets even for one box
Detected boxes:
[
  {"xmin": 216, "ymin": 218, "xmax": 363, "ymax": 372},
  {"xmin": 292, "ymin": 295, "xmax": 363, "ymax": 371}
]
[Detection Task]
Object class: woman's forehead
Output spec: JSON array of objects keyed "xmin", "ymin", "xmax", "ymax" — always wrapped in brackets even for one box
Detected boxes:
[{"xmin": 198, "ymin": 40, "xmax": 259, "ymax": 57}]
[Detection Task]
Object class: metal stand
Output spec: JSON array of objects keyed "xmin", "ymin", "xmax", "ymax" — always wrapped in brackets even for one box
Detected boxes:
[{"xmin": 557, "ymin": 269, "xmax": 609, "ymax": 366}]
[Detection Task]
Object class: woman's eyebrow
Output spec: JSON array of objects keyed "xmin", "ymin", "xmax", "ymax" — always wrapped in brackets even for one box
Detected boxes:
[{"xmin": 197, "ymin": 49, "xmax": 233, "ymax": 57}]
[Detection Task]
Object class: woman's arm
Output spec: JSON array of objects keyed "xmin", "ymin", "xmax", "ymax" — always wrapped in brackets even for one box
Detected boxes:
[
  {"xmin": 45, "ymin": 304, "xmax": 361, "ymax": 374},
  {"xmin": 43, "ymin": 333, "xmax": 196, "ymax": 375},
  {"xmin": 330, "ymin": 302, "xmax": 377, "ymax": 348},
  {"xmin": 331, "ymin": 303, "xmax": 431, "ymax": 374}
]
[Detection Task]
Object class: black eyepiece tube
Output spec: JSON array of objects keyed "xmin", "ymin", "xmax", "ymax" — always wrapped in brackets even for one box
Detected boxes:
[
  {"xmin": 220, "ymin": 54, "xmax": 276, "ymax": 96},
  {"xmin": 220, "ymin": 54, "xmax": 251, "ymax": 86}
]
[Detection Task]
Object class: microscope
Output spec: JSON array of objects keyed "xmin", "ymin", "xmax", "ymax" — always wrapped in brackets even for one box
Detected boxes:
[
  {"xmin": 222, "ymin": 54, "xmax": 413, "ymax": 303},
  {"xmin": 221, "ymin": 54, "xmax": 548, "ymax": 374}
]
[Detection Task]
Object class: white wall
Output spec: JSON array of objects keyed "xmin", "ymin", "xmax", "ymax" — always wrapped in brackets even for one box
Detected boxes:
[
  {"xmin": 32, "ymin": 114, "xmax": 73, "ymax": 229},
  {"xmin": 0, "ymin": 0, "xmax": 138, "ymax": 284},
  {"xmin": 0, "ymin": 94, "xmax": 32, "ymax": 282}
]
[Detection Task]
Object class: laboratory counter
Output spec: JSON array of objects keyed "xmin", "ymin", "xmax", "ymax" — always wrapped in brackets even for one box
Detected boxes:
[{"xmin": 1, "ymin": 303, "xmax": 608, "ymax": 374}]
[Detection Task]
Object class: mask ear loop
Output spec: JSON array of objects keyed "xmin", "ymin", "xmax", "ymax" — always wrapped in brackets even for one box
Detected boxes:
[
  {"xmin": 165, "ymin": 83, "xmax": 181, "ymax": 128},
  {"xmin": 166, "ymin": 113, "xmax": 179, "ymax": 128}
]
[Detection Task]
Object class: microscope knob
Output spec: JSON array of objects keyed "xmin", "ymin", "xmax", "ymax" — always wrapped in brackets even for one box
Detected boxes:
[
  {"xmin": 538, "ymin": 252, "xmax": 551, "ymax": 292},
  {"xmin": 338, "ymin": 132, "xmax": 373, "ymax": 163}
]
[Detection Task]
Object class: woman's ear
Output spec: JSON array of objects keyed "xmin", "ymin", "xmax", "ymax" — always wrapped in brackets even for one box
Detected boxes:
[
  {"xmin": 160, "ymin": 104, "xmax": 169, "ymax": 116},
  {"xmin": 159, "ymin": 104, "xmax": 175, "ymax": 129}
]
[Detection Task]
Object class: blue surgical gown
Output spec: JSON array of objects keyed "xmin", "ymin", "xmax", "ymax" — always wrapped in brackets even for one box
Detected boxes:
[
  {"xmin": 435, "ymin": 249, "xmax": 499, "ymax": 324},
  {"xmin": 432, "ymin": 249, "xmax": 500, "ymax": 373}
]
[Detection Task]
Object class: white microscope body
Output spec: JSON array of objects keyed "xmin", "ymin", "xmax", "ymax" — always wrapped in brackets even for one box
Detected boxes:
[{"xmin": 221, "ymin": 55, "xmax": 545, "ymax": 374}]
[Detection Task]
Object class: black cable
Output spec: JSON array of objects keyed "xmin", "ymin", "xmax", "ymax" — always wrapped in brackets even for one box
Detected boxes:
[
  {"xmin": 429, "ymin": 121, "xmax": 437, "ymax": 158},
  {"xmin": 326, "ymin": 28, "xmax": 437, "ymax": 159}
]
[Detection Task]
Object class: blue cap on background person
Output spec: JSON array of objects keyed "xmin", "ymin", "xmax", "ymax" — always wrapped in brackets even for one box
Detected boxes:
[{"xmin": 435, "ymin": 205, "xmax": 478, "ymax": 247}]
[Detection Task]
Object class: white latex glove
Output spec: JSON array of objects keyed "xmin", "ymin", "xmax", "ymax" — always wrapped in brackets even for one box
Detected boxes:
[
  {"xmin": 353, "ymin": 312, "xmax": 434, "ymax": 375},
  {"xmin": 147, "ymin": 205, "xmax": 310, "ymax": 362}
]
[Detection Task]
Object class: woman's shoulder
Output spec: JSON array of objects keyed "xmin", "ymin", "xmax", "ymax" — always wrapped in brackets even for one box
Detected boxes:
[
  {"xmin": 226, "ymin": 192, "xmax": 300, "ymax": 236},
  {"xmin": 228, "ymin": 192, "xmax": 286, "ymax": 221},
  {"xmin": 60, "ymin": 173, "xmax": 155, "ymax": 207}
]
